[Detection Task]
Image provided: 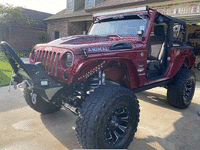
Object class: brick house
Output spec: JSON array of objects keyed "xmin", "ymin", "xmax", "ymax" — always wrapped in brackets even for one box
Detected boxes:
[
  {"xmin": 0, "ymin": 8, "xmax": 52, "ymax": 52},
  {"xmin": 45, "ymin": 0, "xmax": 104, "ymax": 41},
  {"xmin": 45, "ymin": 0, "xmax": 200, "ymax": 41}
]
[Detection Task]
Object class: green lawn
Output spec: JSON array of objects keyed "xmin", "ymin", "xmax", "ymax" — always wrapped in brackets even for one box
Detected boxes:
[
  {"xmin": 0, "ymin": 52, "xmax": 13, "ymax": 86},
  {"xmin": 0, "ymin": 49, "xmax": 30, "ymax": 86}
]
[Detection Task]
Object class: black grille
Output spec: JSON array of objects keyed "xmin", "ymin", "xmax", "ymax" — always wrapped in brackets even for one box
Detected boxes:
[
  {"xmin": 51, "ymin": 52, "xmax": 56, "ymax": 74},
  {"xmin": 48, "ymin": 52, "xmax": 52, "ymax": 72},
  {"xmin": 44, "ymin": 51, "xmax": 48, "ymax": 67},
  {"xmin": 55, "ymin": 53, "xmax": 60, "ymax": 76},
  {"xmin": 41, "ymin": 51, "xmax": 45, "ymax": 62}
]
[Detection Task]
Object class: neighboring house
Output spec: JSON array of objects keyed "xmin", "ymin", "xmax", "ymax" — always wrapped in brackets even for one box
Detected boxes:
[
  {"xmin": 0, "ymin": 8, "xmax": 52, "ymax": 52},
  {"xmin": 45, "ymin": 0, "xmax": 200, "ymax": 41},
  {"xmin": 87, "ymin": 0, "xmax": 200, "ymax": 24},
  {"xmin": 44, "ymin": 0, "xmax": 104, "ymax": 41}
]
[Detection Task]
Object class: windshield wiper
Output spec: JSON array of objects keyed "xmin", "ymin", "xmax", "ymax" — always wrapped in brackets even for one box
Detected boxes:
[
  {"xmin": 138, "ymin": 15, "xmax": 148, "ymax": 21},
  {"xmin": 107, "ymin": 34, "xmax": 124, "ymax": 40}
]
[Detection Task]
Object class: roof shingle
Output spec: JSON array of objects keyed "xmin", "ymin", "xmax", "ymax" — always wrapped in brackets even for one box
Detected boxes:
[
  {"xmin": 22, "ymin": 8, "xmax": 52, "ymax": 29},
  {"xmin": 44, "ymin": 8, "xmax": 91, "ymax": 21}
]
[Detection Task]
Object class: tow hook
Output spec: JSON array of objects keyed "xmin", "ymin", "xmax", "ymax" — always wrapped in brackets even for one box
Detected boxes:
[
  {"xmin": 18, "ymin": 82, "xmax": 27, "ymax": 89},
  {"xmin": 17, "ymin": 80, "xmax": 31, "ymax": 89},
  {"xmin": 31, "ymin": 93, "xmax": 37, "ymax": 104}
]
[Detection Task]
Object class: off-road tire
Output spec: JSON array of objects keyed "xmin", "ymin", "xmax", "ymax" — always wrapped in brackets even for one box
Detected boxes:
[
  {"xmin": 197, "ymin": 62, "xmax": 200, "ymax": 70},
  {"xmin": 167, "ymin": 69, "xmax": 196, "ymax": 109},
  {"xmin": 76, "ymin": 84, "xmax": 140, "ymax": 149},
  {"xmin": 24, "ymin": 88, "xmax": 60, "ymax": 114}
]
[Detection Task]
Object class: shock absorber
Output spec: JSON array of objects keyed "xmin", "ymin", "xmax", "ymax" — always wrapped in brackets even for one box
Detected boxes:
[{"xmin": 90, "ymin": 70, "xmax": 105, "ymax": 90}]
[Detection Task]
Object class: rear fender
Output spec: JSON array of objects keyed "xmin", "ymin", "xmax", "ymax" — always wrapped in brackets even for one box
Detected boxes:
[
  {"xmin": 165, "ymin": 54, "xmax": 195, "ymax": 78},
  {"xmin": 186, "ymin": 54, "xmax": 195, "ymax": 67}
]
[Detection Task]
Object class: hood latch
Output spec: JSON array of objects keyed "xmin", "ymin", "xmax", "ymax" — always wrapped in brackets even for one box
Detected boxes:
[{"xmin": 82, "ymin": 49, "xmax": 88, "ymax": 58}]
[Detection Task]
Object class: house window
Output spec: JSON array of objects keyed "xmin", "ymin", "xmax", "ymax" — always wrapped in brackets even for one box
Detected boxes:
[
  {"xmin": 67, "ymin": 0, "xmax": 73, "ymax": 9},
  {"xmin": 87, "ymin": 0, "xmax": 93, "ymax": 6},
  {"xmin": 55, "ymin": 31, "xmax": 59, "ymax": 39}
]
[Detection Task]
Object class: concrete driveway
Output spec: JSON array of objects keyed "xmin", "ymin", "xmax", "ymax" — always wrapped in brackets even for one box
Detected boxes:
[{"xmin": 0, "ymin": 82, "xmax": 200, "ymax": 150}]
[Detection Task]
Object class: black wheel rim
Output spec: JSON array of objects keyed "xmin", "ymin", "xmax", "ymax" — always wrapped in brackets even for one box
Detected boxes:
[
  {"xmin": 104, "ymin": 106, "xmax": 130, "ymax": 145},
  {"xmin": 183, "ymin": 79, "xmax": 193, "ymax": 104}
]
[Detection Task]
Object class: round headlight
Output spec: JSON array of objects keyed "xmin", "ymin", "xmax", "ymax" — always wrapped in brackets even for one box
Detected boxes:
[{"xmin": 65, "ymin": 52, "xmax": 73, "ymax": 67}]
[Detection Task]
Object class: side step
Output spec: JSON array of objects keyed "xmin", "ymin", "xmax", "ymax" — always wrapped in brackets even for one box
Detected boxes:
[{"xmin": 132, "ymin": 79, "xmax": 174, "ymax": 93}]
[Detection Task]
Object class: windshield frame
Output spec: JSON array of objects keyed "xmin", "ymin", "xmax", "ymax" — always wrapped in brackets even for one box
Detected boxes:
[{"xmin": 88, "ymin": 13, "xmax": 150, "ymax": 39}]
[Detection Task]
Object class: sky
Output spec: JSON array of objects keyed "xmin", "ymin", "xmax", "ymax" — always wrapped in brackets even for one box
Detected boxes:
[{"xmin": 0, "ymin": 0, "xmax": 66, "ymax": 14}]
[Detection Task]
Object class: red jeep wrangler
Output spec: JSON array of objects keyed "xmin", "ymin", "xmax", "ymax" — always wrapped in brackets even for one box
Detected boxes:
[{"xmin": 0, "ymin": 6, "xmax": 196, "ymax": 149}]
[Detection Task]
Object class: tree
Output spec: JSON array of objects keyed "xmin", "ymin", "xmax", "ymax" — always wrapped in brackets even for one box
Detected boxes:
[
  {"xmin": 38, "ymin": 31, "xmax": 48, "ymax": 43},
  {"xmin": 0, "ymin": 4, "xmax": 37, "ymax": 27}
]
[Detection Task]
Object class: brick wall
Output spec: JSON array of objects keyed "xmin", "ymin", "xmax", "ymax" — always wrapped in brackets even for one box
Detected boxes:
[
  {"xmin": 74, "ymin": 0, "xmax": 85, "ymax": 11},
  {"xmin": 68, "ymin": 21, "xmax": 93, "ymax": 35},
  {"xmin": 5, "ymin": 26, "xmax": 46, "ymax": 52},
  {"xmin": 47, "ymin": 20, "xmax": 69, "ymax": 41},
  {"xmin": 68, "ymin": 21, "xmax": 85, "ymax": 35},
  {"xmin": 47, "ymin": 20, "xmax": 93, "ymax": 40}
]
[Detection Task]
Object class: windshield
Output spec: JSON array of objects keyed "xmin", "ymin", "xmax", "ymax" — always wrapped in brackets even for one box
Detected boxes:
[{"xmin": 89, "ymin": 15, "xmax": 149, "ymax": 38}]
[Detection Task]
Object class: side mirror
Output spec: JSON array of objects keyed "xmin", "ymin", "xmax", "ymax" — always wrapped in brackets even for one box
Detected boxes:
[{"xmin": 137, "ymin": 30, "xmax": 144, "ymax": 40}]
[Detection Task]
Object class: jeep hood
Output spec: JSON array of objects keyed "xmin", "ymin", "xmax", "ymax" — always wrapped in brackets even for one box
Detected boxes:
[{"xmin": 35, "ymin": 35, "xmax": 141, "ymax": 55}]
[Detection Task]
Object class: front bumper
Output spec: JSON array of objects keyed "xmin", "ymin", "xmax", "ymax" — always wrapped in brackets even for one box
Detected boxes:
[{"xmin": 0, "ymin": 41, "xmax": 63, "ymax": 101}]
